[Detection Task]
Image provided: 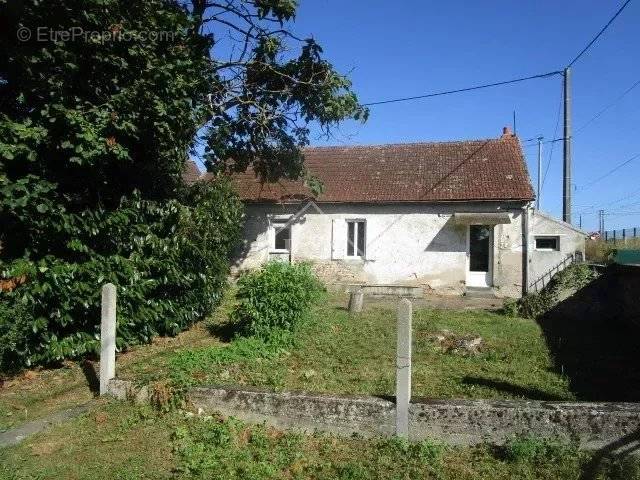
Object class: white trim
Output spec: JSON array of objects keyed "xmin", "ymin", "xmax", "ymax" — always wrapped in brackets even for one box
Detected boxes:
[
  {"xmin": 346, "ymin": 219, "xmax": 366, "ymax": 258},
  {"xmin": 466, "ymin": 224, "xmax": 494, "ymax": 288},
  {"xmin": 269, "ymin": 216, "xmax": 292, "ymax": 253}
]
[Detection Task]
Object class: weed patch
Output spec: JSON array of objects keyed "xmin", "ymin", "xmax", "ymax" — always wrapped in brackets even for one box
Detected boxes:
[
  {"xmin": 510, "ymin": 264, "xmax": 598, "ymax": 319},
  {"xmin": 168, "ymin": 332, "xmax": 292, "ymax": 389}
]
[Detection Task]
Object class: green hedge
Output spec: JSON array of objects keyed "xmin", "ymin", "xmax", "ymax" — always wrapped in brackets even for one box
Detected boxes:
[
  {"xmin": 0, "ymin": 179, "xmax": 243, "ymax": 371},
  {"xmin": 232, "ymin": 261, "xmax": 325, "ymax": 339}
]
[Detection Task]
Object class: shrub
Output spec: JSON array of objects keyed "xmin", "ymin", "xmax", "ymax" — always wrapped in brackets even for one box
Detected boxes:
[
  {"xmin": 0, "ymin": 179, "xmax": 243, "ymax": 371},
  {"xmin": 0, "ymin": 300, "xmax": 35, "ymax": 373},
  {"xmin": 232, "ymin": 261, "xmax": 324, "ymax": 338},
  {"xmin": 511, "ymin": 263, "xmax": 598, "ymax": 319},
  {"xmin": 516, "ymin": 290, "xmax": 556, "ymax": 319}
]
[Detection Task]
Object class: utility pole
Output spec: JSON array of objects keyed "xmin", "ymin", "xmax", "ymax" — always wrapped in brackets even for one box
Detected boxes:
[
  {"xmin": 579, "ymin": 214, "xmax": 582, "ymax": 229},
  {"xmin": 599, "ymin": 209, "xmax": 605, "ymax": 235},
  {"xmin": 563, "ymin": 67, "xmax": 572, "ymax": 224},
  {"xmin": 536, "ymin": 136, "xmax": 543, "ymax": 210}
]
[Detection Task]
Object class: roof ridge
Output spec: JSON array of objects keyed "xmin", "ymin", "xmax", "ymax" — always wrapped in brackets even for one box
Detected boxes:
[
  {"xmin": 228, "ymin": 136, "xmax": 534, "ymax": 203},
  {"xmin": 303, "ymin": 137, "xmax": 515, "ymax": 151}
]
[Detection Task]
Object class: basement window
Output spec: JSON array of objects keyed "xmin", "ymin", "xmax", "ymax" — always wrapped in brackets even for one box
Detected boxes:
[
  {"xmin": 535, "ymin": 236, "xmax": 560, "ymax": 251},
  {"xmin": 346, "ymin": 220, "xmax": 366, "ymax": 258}
]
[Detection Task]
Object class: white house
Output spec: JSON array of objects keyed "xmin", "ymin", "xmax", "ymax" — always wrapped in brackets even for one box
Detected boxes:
[{"xmin": 204, "ymin": 127, "xmax": 585, "ymax": 298}]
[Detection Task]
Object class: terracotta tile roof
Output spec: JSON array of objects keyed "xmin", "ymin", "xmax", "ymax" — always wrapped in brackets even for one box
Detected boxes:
[
  {"xmin": 227, "ymin": 133, "xmax": 535, "ymax": 203},
  {"xmin": 182, "ymin": 160, "xmax": 202, "ymax": 185}
]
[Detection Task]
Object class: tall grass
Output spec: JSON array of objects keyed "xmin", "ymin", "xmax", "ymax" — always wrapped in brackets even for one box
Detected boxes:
[{"xmin": 586, "ymin": 238, "xmax": 640, "ymax": 262}]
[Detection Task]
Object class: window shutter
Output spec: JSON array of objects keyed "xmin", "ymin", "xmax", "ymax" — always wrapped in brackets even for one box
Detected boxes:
[{"xmin": 331, "ymin": 219, "xmax": 346, "ymax": 259}]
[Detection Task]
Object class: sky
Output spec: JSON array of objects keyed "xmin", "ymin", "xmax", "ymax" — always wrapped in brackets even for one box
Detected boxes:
[
  {"xmin": 202, "ymin": 0, "xmax": 639, "ymax": 232},
  {"xmin": 278, "ymin": 0, "xmax": 638, "ymax": 232}
]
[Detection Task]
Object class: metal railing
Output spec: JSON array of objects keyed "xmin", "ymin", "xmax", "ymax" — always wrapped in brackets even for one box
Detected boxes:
[{"xmin": 528, "ymin": 252, "xmax": 580, "ymax": 293}]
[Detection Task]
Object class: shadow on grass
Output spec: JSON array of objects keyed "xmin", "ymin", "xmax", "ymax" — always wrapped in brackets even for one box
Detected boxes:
[
  {"xmin": 461, "ymin": 376, "xmax": 568, "ymax": 401},
  {"xmin": 538, "ymin": 265, "xmax": 640, "ymax": 401},
  {"xmin": 206, "ymin": 321, "xmax": 239, "ymax": 343},
  {"xmin": 79, "ymin": 360, "xmax": 100, "ymax": 396},
  {"xmin": 579, "ymin": 428, "xmax": 640, "ymax": 480}
]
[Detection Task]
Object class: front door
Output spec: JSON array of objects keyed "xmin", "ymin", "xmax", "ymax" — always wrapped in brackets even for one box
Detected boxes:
[{"xmin": 467, "ymin": 225, "xmax": 493, "ymax": 288}]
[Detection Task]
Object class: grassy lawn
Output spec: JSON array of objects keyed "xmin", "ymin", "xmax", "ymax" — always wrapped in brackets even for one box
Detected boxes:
[
  {"xmin": 1, "ymin": 293, "xmax": 636, "ymax": 479},
  {"xmin": 163, "ymin": 294, "xmax": 573, "ymax": 401},
  {"xmin": 3, "ymin": 400, "xmax": 637, "ymax": 480},
  {"xmin": 0, "ymin": 322, "xmax": 222, "ymax": 433},
  {"xmin": 1, "ymin": 293, "xmax": 572, "ymax": 433}
]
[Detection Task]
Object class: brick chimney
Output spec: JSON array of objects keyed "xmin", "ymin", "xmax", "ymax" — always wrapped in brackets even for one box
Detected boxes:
[{"xmin": 501, "ymin": 126, "xmax": 513, "ymax": 138}]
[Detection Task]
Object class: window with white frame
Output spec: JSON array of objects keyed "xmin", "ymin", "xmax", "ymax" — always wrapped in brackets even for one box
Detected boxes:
[
  {"xmin": 272, "ymin": 219, "xmax": 291, "ymax": 251},
  {"xmin": 346, "ymin": 220, "xmax": 366, "ymax": 257},
  {"xmin": 535, "ymin": 236, "xmax": 560, "ymax": 251}
]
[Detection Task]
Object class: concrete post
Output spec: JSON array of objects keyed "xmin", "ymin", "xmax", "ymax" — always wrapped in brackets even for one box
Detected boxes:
[
  {"xmin": 348, "ymin": 290, "xmax": 364, "ymax": 314},
  {"xmin": 99, "ymin": 283, "xmax": 117, "ymax": 395},
  {"xmin": 396, "ymin": 298, "xmax": 412, "ymax": 438}
]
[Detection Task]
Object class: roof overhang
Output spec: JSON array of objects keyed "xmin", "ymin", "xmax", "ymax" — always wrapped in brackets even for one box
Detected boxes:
[{"xmin": 453, "ymin": 212, "xmax": 512, "ymax": 225}]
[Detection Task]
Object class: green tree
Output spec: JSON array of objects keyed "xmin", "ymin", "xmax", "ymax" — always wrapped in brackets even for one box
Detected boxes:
[
  {"xmin": 0, "ymin": 0, "xmax": 365, "ymax": 369},
  {"xmin": 189, "ymin": 0, "xmax": 368, "ymax": 181}
]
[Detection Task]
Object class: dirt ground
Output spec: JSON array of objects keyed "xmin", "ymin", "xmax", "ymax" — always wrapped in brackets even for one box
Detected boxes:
[{"xmin": 337, "ymin": 292, "xmax": 505, "ymax": 311}]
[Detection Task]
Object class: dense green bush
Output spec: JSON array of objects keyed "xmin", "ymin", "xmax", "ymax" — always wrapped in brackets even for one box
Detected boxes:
[
  {"xmin": 0, "ymin": 179, "xmax": 243, "ymax": 371},
  {"xmin": 0, "ymin": 300, "xmax": 35, "ymax": 370},
  {"xmin": 232, "ymin": 261, "xmax": 324, "ymax": 338},
  {"xmin": 0, "ymin": 0, "xmax": 242, "ymax": 372},
  {"xmin": 508, "ymin": 263, "xmax": 598, "ymax": 319},
  {"xmin": 0, "ymin": 0, "xmax": 363, "ymax": 373}
]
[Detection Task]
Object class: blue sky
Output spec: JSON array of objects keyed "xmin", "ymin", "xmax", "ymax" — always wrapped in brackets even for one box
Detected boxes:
[{"xmin": 284, "ymin": 0, "xmax": 638, "ymax": 232}]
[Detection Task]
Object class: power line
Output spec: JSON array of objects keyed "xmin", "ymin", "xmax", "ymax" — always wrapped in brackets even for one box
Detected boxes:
[
  {"xmin": 522, "ymin": 137, "xmax": 562, "ymax": 147},
  {"xmin": 567, "ymin": 0, "xmax": 633, "ymax": 67},
  {"xmin": 361, "ymin": 71, "xmax": 562, "ymax": 106},
  {"xmin": 574, "ymin": 78, "xmax": 640, "ymax": 134},
  {"xmin": 610, "ymin": 200, "xmax": 640, "ymax": 210},
  {"xmin": 359, "ymin": 1, "xmax": 632, "ymax": 109},
  {"xmin": 578, "ymin": 151, "xmax": 640, "ymax": 191},
  {"xmin": 541, "ymin": 81, "xmax": 564, "ymax": 190},
  {"xmin": 585, "ymin": 186, "xmax": 640, "ymax": 214},
  {"xmin": 522, "ymin": 77, "xmax": 639, "ymax": 147}
]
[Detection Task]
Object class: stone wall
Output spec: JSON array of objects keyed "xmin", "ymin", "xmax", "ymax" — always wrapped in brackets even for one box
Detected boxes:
[{"xmin": 188, "ymin": 385, "xmax": 640, "ymax": 449}]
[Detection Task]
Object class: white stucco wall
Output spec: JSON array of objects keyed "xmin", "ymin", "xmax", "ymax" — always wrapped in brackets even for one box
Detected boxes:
[
  {"xmin": 527, "ymin": 210, "xmax": 586, "ymax": 292},
  {"xmin": 233, "ymin": 202, "xmax": 527, "ymax": 298}
]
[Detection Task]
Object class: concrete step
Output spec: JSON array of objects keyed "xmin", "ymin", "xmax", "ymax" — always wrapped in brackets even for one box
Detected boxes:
[
  {"xmin": 464, "ymin": 287, "xmax": 497, "ymax": 298},
  {"xmin": 344, "ymin": 284, "xmax": 424, "ymax": 298}
]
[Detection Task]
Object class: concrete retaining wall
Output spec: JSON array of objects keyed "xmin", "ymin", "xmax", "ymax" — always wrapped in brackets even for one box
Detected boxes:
[{"xmin": 189, "ymin": 386, "xmax": 640, "ymax": 449}]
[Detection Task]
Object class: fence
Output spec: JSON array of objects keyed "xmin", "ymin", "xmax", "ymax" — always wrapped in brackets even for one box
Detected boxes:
[{"xmin": 603, "ymin": 228, "xmax": 640, "ymax": 244}]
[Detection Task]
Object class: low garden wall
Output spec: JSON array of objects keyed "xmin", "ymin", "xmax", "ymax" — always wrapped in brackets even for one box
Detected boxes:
[{"xmin": 187, "ymin": 385, "xmax": 640, "ymax": 449}]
